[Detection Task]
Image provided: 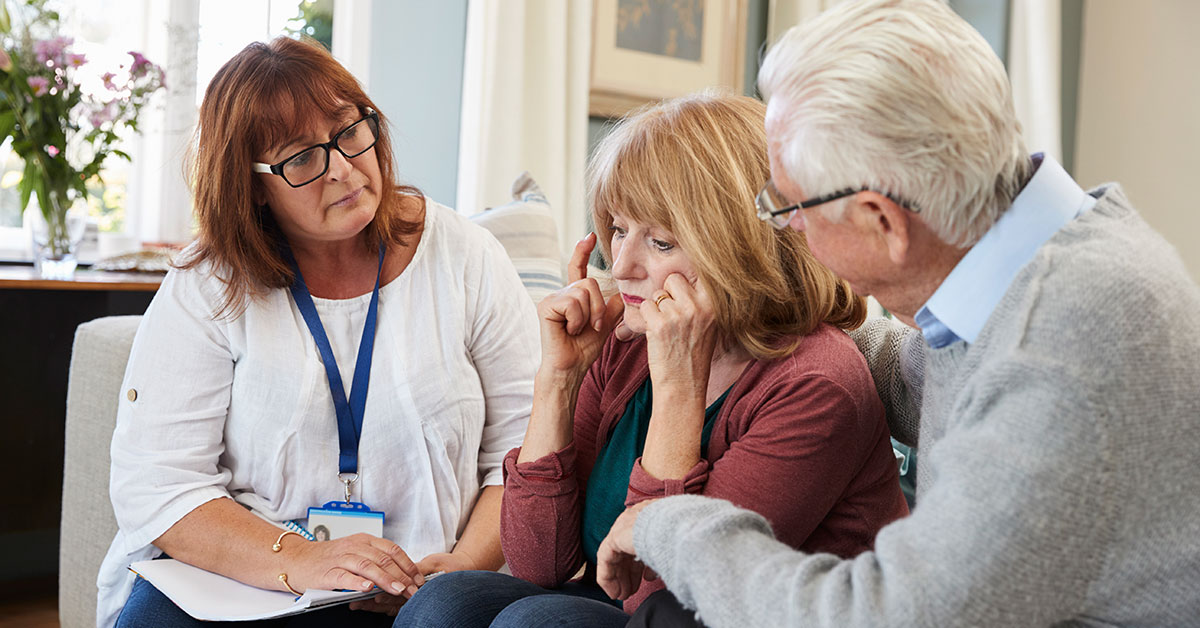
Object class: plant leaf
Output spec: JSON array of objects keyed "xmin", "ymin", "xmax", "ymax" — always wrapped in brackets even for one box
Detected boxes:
[
  {"xmin": 17, "ymin": 160, "xmax": 34, "ymax": 212},
  {"xmin": 0, "ymin": 110, "xmax": 14, "ymax": 141}
]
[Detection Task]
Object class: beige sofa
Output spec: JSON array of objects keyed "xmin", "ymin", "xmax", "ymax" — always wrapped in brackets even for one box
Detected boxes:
[
  {"xmin": 61, "ymin": 316, "xmax": 142, "ymax": 628},
  {"xmin": 59, "ymin": 176, "xmax": 568, "ymax": 627},
  {"xmin": 58, "ymin": 179, "xmax": 922, "ymax": 626}
]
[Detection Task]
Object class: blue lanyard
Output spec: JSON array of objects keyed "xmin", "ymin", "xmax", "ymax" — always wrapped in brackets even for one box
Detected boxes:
[{"xmin": 283, "ymin": 242, "xmax": 385, "ymax": 489}]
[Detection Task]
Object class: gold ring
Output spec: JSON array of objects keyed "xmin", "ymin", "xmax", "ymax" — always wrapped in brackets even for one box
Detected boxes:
[{"xmin": 654, "ymin": 293, "xmax": 671, "ymax": 307}]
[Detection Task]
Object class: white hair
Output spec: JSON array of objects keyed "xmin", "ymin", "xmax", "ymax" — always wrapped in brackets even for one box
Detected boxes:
[{"xmin": 758, "ymin": 0, "xmax": 1031, "ymax": 247}]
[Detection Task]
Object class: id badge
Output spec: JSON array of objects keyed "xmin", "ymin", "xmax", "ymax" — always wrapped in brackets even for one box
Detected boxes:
[{"xmin": 307, "ymin": 501, "xmax": 385, "ymax": 540}]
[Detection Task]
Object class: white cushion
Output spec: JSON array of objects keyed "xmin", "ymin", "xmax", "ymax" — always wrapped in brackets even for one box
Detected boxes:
[{"xmin": 471, "ymin": 172, "xmax": 565, "ymax": 303}]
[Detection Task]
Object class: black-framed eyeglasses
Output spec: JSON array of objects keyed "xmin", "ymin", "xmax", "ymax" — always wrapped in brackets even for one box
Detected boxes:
[
  {"xmin": 252, "ymin": 111, "xmax": 380, "ymax": 188},
  {"xmin": 755, "ymin": 180, "xmax": 921, "ymax": 229}
]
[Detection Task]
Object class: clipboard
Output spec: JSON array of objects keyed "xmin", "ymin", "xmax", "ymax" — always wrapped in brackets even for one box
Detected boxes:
[{"xmin": 129, "ymin": 558, "xmax": 376, "ymax": 621}]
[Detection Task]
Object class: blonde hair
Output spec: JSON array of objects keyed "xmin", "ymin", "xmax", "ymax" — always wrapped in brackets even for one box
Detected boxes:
[
  {"xmin": 588, "ymin": 91, "xmax": 865, "ymax": 360},
  {"xmin": 758, "ymin": 0, "xmax": 1032, "ymax": 247}
]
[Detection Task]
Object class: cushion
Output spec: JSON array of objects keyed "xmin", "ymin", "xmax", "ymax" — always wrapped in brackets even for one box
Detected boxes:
[{"xmin": 471, "ymin": 172, "xmax": 565, "ymax": 303}]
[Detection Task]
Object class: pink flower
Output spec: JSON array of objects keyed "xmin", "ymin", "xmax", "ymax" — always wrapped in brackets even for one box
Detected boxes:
[
  {"xmin": 46, "ymin": 145, "xmax": 60, "ymax": 157},
  {"xmin": 89, "ymin": 101, "xmax": 118, "ymax": 128},
  {"xmin": 101, "ymin": 71, "xmax": 117, "ymax": 90},
  {"xmin": 34, "ymin": 36, "xmax": 72, "ymax": 65},
  {"xmin": 67, "ymin": 53, "xmax": 87, "ymax": 68},
  {"xmin": 128, "ymin": 50, "xmax": 151, "ymax": 77},
  {"xmin": 27, "ymin": 75, "xmax": 49, "ymax": 96},
  {"xmin": 0, "ymin": 48, "xmax": 12, "ymax": 73}
]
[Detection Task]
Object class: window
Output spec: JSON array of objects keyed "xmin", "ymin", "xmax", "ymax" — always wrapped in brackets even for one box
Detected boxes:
[{"xmin": 0, "ymin": 0, "xmax": 334, "ymax": 261}]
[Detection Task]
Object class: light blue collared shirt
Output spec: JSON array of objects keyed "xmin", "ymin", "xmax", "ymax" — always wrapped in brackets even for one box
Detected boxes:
[{"xmin": 914, "ymin": 155, "xmax": 1098, "ymax": 349}]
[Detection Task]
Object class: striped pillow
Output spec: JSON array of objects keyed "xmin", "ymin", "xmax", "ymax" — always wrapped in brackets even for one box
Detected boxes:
[{"xmin": 471, "ymin": 172, "xmax": 565, "ymax": 303}]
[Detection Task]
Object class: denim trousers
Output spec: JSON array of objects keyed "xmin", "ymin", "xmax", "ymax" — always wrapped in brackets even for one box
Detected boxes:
[
  {"xmin": 391, "ymin": 570, "xmax": 630, "ymax": 628},
  {"xmin": 114, "ymin": 574, "xmax": 394, "ymax": 628}
]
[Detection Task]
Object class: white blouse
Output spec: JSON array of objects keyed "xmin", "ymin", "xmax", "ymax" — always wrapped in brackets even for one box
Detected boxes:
[{"xmin": 96, "ymin": 201, "xmax": 539, "ymax": 627}]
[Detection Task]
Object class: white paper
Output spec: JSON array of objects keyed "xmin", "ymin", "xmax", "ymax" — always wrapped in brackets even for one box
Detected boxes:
[{"xmin": 129, "ymin": 559, "xmax": 376, "ymax": 621}]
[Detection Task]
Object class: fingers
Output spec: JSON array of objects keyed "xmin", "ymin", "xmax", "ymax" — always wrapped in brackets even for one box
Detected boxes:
[
  {"xmin": 325, "ymin": 536, "xmax": 422, "ymax": 597},
  {"xmin": 656, "ymin": 274, "xmax": 710, "ymax": 313},
  {"xmin": 641, "ymin": 274, "xmax": 715, "ymax": 336},
  {"xmin": 414, "ymin": 551, "xmax": 461, "ymax": 576},
  {"xmin": 596, "ymin": 540, "xmax": 645, "ymax": 601},
  {"xmin": 414, "ymin": 553, "xmax": 442, "ymax": 576},
  {"xmin": 369, "ymin": 536, "xmax": 424, "ymax": 586},
  {"xmin": 600, "ymin": 291, "xmax": 626, "ymax": 336},
  {"xmin": 595, "ymin": 539, "xmax": 624, "ymax": 599},
  {"xmin": 540, "ymin": 278, "xmax": 608, "ymax": 335},
  {"xmin": 595, "ymin": 503, "xmax": 653, "ymax": 600},
  {"xmin": 585, "ymin": 278, "xmax": 608, "ymax": 332},
  {"xmin": 567, "ymin": 232, "xmax": 597, "ymax": 284}
]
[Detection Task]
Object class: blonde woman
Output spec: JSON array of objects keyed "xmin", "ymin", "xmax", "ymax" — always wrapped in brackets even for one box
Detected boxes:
[{"xmin": 393, "ymin": 92, "xmax": 908, "ymax": 628}]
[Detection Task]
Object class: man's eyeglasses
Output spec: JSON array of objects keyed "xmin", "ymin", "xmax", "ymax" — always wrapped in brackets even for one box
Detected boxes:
[
  {"xmin": 755, "ymin": 180, "xmax": 921, "ymax": 229},
  {"xmin": 252, "ymin": 111, "xmax": 380, "ymax": 188}
]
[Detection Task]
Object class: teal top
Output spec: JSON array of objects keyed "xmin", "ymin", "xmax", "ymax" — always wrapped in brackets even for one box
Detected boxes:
[{"xmin": 580, "ymin": 377, "xmax": 730, "ymax": 564}]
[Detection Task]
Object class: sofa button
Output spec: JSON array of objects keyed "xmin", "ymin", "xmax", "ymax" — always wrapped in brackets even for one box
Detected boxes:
[{"xmin": 127, "ymin": 388, "xmax": 137, "ymax": 402}]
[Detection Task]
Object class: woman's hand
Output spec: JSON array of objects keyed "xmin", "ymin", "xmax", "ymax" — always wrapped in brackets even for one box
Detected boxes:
[
  {"xmin": 287, "ymin": 532, "xmax": 424, "ymax": 599},
  {"xmin": 536, "ymin": 233, "xmax": 625, "ymax": 380},
  {"xmin": 346, "ymin": 551, "xmax": 475, "ymax": 616},
  {"xmin": 414, "ymin": 551, "xmax": 476, "ymax": 576},
  {"xmin": 641, "ymin": 273, "xmax": 718, "ymax": 393}
]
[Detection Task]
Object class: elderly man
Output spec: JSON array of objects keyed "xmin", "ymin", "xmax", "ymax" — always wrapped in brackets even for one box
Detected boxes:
[{"xmin": 595, "ymin": 0, "xmax": 1200, "ymax": 626}]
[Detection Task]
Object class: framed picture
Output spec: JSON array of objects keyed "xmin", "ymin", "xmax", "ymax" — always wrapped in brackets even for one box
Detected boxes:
[{"xmin": 590, "ymin": 0, "xmax": 748, "ymax": 118}]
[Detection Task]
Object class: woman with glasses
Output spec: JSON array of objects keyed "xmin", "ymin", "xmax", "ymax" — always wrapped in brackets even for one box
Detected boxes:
[
  {"xmin": 395, "ymin": 92, "xmax": 909, "ymax": 627},
  {"xmin": 99, "ymin": 37, "xmax": 538, "ymax": 628}
]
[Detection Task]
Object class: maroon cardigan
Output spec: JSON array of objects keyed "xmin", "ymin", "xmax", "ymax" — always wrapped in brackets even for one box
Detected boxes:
[{"xmin": 500, "ymin": 323, "xmax": 909, "ymax": 613}]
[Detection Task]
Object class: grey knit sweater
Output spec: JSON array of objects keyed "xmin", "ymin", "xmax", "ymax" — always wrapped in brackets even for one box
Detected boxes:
[{"xmin": 633, "ymin": 185, "xmax": 1200, "ymax": 627}]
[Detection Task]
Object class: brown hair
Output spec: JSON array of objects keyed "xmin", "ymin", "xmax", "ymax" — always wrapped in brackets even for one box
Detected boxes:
[
  {"xmin": 179, "ymin": 36, "xmax": 424, "ymax": 317},
  {"xmin": 588, "ymin": 91, "xmax": 865, "ymax": 360}
]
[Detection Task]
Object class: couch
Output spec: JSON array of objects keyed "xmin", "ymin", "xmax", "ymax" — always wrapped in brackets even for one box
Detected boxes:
[
  {"xmin": 59, "ymin": 174, "xmax": 568, "ymax": 627},
  {"xmin": 59, "ymin": 175, "xmax": 922, "ymax": 626}
]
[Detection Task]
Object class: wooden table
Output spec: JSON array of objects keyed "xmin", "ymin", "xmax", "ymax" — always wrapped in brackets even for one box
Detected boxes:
[
  {"xmin": 0, "ymin": 265, "xmax": 161, "ymax": 589},
  {"xmin": 0, "ymin": 266, "xmax": 163, "ymax": 292}
]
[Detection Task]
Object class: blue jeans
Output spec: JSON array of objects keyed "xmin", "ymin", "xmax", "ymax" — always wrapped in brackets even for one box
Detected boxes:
[
  {"xmin": 115, "ymin": 573, "xmax": 394, "ymax": 628},
  {"xmin": 392, "ymin": 570, "xmax": 629, "ymax": 628}
]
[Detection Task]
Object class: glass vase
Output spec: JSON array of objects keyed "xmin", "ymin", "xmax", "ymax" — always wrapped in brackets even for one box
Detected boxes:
[{"xmin": 28, "ymin": 191, "xmax": 89, "ymax": 280}]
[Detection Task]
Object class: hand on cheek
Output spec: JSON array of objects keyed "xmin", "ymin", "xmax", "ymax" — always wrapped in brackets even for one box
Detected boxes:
[{"xmin": 642, "ymin": 273, "xmax": 718, "ymax": 387}]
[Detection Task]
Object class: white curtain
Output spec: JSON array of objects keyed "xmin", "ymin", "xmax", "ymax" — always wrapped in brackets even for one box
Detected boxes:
[
  {"xmin": 455, "ymin": 0, "xmax": 592, "ymax": 257},
  {"xmin": 1008, "ymin": 0, "xmax": 1062, "ymax": 160},
  {"xmin": 128, "ymin": 0, "xmax": 198, "ymax": 246}
]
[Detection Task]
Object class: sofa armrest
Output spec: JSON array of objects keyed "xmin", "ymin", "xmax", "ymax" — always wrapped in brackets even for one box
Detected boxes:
[{"xmin": 60, "ymin": 315, "xmax": 141, "ymax": 628}]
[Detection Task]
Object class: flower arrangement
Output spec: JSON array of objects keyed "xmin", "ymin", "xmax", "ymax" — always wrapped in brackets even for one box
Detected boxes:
[{"xmin": 0, "ymin": 0, "xmax": 164, "ymax": 275}]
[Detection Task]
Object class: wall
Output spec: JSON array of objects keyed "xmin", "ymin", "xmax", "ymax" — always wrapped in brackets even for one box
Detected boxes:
[
  {"xmin": 587, "ymin": 0, "xmax": 770, "ymax": 164},
  {"xmin": 1060, "ymin": 0, "xmax": 1083, "ymax": 175},
  {"xmin": 367, "ymin": 0, "xmax": 468, "ymax": 207},
  {"xmin": 1074, "ymin": 0, "xmax": 1200, "ymax": 280}
]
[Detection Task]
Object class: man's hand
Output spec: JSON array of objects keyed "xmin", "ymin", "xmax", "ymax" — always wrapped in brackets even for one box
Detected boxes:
[{"xmin": 596, "ymin": 500, "xmax": 658, "ymax": 600}]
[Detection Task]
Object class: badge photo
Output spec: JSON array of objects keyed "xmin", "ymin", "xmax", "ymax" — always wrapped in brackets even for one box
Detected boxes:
[{"xmin": 307, "ymin": 501, "xmax": 385, "ymax": 540}]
